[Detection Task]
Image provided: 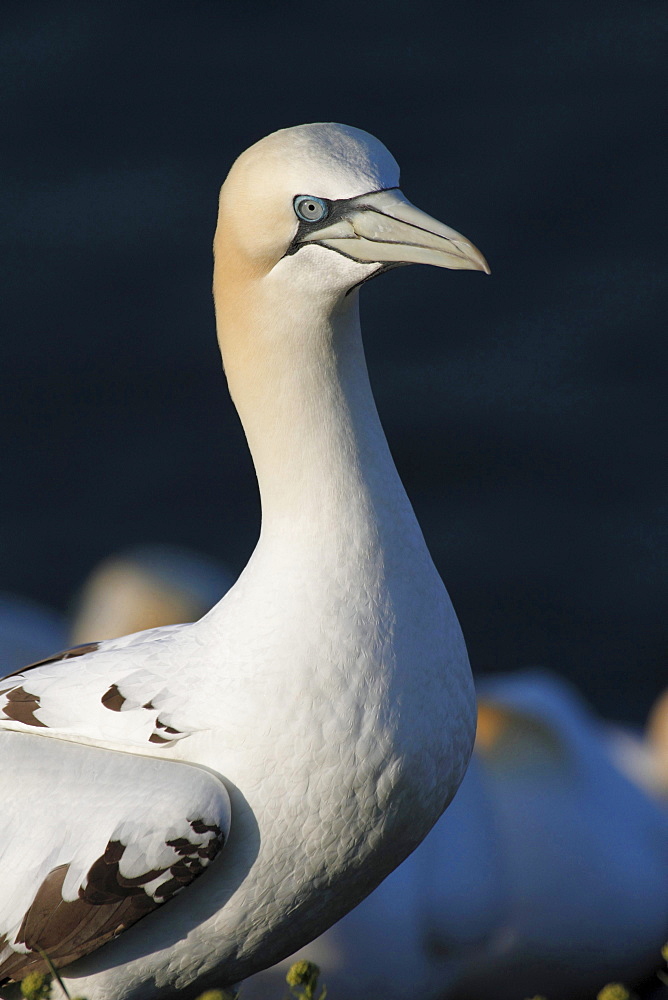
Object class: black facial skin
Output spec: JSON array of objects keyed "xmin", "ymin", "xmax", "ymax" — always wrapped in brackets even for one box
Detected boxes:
[{"xmin": 284, "ymin": 187, "xmax": 400, "ymax": 258}]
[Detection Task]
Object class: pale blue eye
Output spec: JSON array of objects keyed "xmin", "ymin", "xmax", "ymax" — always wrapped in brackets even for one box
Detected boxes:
[{"xmin": 294, "ymin": 195, "xmax": 329, "ymax": 223}]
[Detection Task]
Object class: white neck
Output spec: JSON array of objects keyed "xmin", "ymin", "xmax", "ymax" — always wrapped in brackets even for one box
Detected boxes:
[{"xmin": 217, "ymin": 268, "xmax": 420, "ymax": 559}]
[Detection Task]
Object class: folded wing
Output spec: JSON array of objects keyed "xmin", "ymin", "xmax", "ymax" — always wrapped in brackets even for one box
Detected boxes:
[
  {"xmin": 0, "ymin": 730, "xmax": 230, "ymax": 983},
  {"xmin": 0, "ymin": 626, "xmax": 198, "ymax": 749}
]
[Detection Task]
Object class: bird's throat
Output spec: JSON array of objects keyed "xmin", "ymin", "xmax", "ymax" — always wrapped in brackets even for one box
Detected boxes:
[{"xmin": 214, "ymin": 276, "xmax": 412, "ymax": 548}]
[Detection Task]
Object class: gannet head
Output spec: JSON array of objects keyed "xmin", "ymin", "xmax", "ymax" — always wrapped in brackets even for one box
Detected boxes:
[{"xmin": 214, "ymin": 123, "xmax": 489, "ymax": 300}]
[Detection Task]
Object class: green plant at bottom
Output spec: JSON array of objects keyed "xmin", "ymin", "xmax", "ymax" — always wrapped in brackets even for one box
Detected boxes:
[
  {"xmin": 659, "ymin": 941, "xmax": 668, "ymax": 987},
  {"xmin": 285, "ymin": 960, "xmax": 326, "ymax": 1000},
  {"xmin": 596, "ymin": 985, "xmax": 633, "ymax": 1000},
  {"xmin": 20, "ymin": 972, "xmax": 51, "ymax": 1000},
  {"xmin": 195, "ymin": 991, "xmax": 237, "ymax": 1000},
  {"xmin": 20, "ymin": 939, "xmax": 668, "ymax": 1000}
]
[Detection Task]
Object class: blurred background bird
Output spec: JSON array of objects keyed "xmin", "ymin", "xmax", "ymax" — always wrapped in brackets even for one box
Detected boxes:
[{"xmin": 69, "ymin": 544, "xmax": 234, "ymax": 644}]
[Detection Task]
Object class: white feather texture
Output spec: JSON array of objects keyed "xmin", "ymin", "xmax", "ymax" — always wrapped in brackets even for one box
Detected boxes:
[{"xmin": 0, "ymin": 124, "xmax": 481, "ymax": 999}]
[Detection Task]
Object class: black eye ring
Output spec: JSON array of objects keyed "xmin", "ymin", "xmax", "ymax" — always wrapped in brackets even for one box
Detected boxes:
[{"xmin": 293, "ymin": 195, "xmax": 329, "ymax": 224}]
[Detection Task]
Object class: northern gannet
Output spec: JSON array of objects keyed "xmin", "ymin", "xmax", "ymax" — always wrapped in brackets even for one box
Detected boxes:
[{"xmin": 0, "ymin": 123, "xmax": 486, "ymax": 1000}]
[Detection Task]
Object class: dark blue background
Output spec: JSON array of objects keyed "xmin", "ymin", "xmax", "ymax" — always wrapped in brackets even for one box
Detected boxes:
[{"xmin": 1, "ymin": 1, "xmax": 665, "ymax": 721}]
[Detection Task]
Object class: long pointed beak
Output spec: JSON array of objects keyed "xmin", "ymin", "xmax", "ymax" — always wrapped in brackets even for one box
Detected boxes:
[{"xmin": 300, "ymin": 188, "xmax": 490, "ymax": 273}]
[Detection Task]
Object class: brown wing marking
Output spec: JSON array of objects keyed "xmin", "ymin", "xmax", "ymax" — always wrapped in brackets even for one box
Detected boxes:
[
  {"xmin": 149, "ymin": 719, "xmax": 184, "ymax": 744},
  {"xmin": 2, "ymin": 643, "xmax": 101, "ymax": 683},
  {"xmin": 99, "ymin": 687, "xmax": 185, "ymax": 746},
  {"xmin": 0, "ymin": 822, "xmax": 225, "ymax": 984},
  {"xmin": 101, "ymin": 684, "xmax": 126, "ymax": 712},
  {"xmin": 1, "ymin": 687, "xmax": 47, "ymax": 728},
  {"xmin": 2, "ymin": 645, "xmax": 188, "ymax": 747},
  {"xmin": 0, "ymin": 644, "xmax": 106, "ymax": 732},
  {"xmin": 0, "ymin": 644, "xmax": 101, "ymax": 729}
]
